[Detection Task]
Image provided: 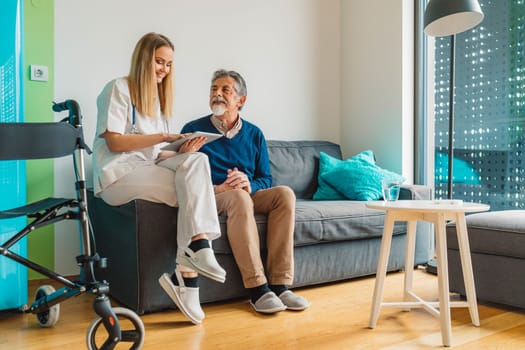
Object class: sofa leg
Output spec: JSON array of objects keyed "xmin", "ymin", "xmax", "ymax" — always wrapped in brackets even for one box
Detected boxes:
[{"xmin": 425, "ymin": 258, "xmax": 438, "ymax": 275}]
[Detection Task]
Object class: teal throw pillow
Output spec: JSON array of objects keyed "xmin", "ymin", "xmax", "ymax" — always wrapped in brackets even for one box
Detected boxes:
[
  {"xmin": 321, "ymin": 156, "xmax": 405, "ymax": 201},
  {"xmin": 312, "ymin": 150, "xmax": 375, "ymax": 200}
]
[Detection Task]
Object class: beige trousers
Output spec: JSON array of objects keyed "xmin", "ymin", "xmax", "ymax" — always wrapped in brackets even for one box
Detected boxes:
[{"xmin": 215, "ymin": 185, "xmax": 295, "ymax": 288}]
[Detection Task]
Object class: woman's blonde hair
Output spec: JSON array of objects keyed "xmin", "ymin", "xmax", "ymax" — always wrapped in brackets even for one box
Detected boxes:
[{"xmin": 128, "ymin": 32, "xmax": 174, "ymax": 118}]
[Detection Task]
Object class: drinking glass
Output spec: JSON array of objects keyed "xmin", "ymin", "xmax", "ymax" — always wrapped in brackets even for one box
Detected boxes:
[{"xmin": 382, "ymin": 179, "xmax": 401, "ymax": 201}]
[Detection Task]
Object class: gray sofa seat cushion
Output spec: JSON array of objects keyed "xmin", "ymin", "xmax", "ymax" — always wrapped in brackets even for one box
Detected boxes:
[
  {"xmin": 294, "ymin": 200, "xmax": 406, "ymax": 246},
  {"xmin": 447, "ymin": 210, "xmax": 525, "ymax": 259},
  {"xmin": 211, "ymin": 200, "xmax": 407, "ymax": 254}
]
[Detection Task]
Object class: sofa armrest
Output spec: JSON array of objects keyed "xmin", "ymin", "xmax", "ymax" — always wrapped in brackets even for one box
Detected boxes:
[{"xmin": 399, "ymin": 184, "xmax": 432, "ymax": 200}]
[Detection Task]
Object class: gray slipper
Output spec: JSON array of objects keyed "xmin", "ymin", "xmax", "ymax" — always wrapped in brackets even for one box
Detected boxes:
[
  {"xmin": 250, "ymin": 291, "xmax": 287, "ymax": 314},
  {"xmin": 278, "ymin": 290, "xmax": 310, "ymax": 311}
]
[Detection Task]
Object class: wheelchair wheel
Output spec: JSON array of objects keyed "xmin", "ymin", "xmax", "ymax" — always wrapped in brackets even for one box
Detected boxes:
[
  {"xmin": 34, "ymin": 285, "xmax": 60, "ymax": 327},
  {"xmin": 86, "ymin": 307, "xmax": 145, "ymax": 350}
]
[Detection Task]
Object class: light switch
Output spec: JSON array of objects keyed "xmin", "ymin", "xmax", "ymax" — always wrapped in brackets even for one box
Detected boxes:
[{"xmin": 30, "ymin": 64, "xmax": 49, "ymax": 82}]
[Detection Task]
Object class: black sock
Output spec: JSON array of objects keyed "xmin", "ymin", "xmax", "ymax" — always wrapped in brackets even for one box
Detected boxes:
[
  {"xmin": 171, "ymin": 273, "xmax": 199, "ymax": 288},
  {"xmin": 249, "ymin": 283, "xmax": 271, "ymax": 303},
  {"xmin": 269, "ymin": 284, "xmax": 288, "ymax": 296},
  {"xmin": 188, "ymin": 238, "xmax": 210, "ymax": 253}
]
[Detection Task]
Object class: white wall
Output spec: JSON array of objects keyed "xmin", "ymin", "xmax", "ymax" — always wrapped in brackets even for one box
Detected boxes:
[
  {"xmin": 341, "ymin": 0, "xmax": 413, "ymax": 180},
  {"xmin": 53, "ymin": 0, "xmax": 341, "ymax": 274}
]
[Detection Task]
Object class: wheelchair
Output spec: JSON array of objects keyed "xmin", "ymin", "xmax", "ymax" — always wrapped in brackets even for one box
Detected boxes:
[{"xmin": 0, "ymin": 100, "xmax": 145, "ymax": 349}]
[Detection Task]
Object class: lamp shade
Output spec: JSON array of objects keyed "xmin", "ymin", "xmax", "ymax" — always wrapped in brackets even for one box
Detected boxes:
[{"xmin": 424, "ymin": 0, "xmax": 484, "ymax": 37}]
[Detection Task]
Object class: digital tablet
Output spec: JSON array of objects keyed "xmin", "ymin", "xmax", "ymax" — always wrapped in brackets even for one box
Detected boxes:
[{"xmin": 160, "ymin": 131, "xmax": 222, "ymax": 152}]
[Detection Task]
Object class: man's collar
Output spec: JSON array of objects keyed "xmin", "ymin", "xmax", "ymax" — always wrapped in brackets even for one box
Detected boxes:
[{"xmin": 210, "ymin": 114, "xmax": 242, "ymax": 139}]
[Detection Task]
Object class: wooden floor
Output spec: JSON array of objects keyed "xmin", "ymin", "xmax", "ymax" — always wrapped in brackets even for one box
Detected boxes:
[{"xmin": 1, "ymin": 268, "xmax": 525, "ymax": 349}]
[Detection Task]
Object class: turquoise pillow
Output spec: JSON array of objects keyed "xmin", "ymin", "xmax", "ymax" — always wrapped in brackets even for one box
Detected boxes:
[
  {"xmin": 321, "ymin": 155, "xmax": 405, "ymax": 201},
  {"xmin": 312, "ymin": 150, "xmax": 376, "ymax": 200}
]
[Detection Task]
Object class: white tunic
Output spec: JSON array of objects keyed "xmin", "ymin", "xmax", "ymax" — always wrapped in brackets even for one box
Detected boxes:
[{"xmin": 92, "ymin": 77, "xmax": 168, "ymax": 196}]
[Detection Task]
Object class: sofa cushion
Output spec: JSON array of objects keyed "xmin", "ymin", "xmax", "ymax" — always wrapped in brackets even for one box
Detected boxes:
[
  {"xmin": 294, "ymin": 200, "xmax": 407, "ymax": 246},
  {"xmin": 312, "ymin": 151, "xmax": 347, "ymax": 200},
  {"xmin": 320, "ymin": 151, "xmax": 405, "ymax": 201},
  {"xmin": 267, "ymin": 140, "xmax": 342, "ymax": 199},
  {"xmin": 211, "ymin": 199, "xmax": 408, "ymax": 254},
  {"xmin": 447, "ymin": 210, "xmax": 525, "ymax": 259},
  {"xmin": 312, "ymin": 150, "xmax": 377, "ymax": 200}
]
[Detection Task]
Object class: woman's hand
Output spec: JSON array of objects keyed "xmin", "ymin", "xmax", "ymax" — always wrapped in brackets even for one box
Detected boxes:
[
  {"xmin": 156, "ymin": 133, "xmax": 194, "ymax": 161},
  {"xmin": 164, "ymin": 133, "xmax": 191, "ymax": 143},
  {"xmin": 178, "ymin": 136, "xmax": 207, "ymax": 153}
]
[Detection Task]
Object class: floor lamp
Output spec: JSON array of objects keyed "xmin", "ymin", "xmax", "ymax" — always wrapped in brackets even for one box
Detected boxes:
[
  {"xmin": 424, "ymin": 0, "xmax": 484, "ymax": 199},
  {"xmin": 423, "ymin": 0, "xmax": 484, "ymax": 275}
]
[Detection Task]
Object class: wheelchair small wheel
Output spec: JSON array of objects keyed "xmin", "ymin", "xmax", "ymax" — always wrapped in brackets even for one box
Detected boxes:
[
  {"xmin": 34, "ymin": 285, "xmax": 60, "ymax": 327},
  {"xmin": 86, "ymin": 307, "xmax": 145, "ymax": 350}
]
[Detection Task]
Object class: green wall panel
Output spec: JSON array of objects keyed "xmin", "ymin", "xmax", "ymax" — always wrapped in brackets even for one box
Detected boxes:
[{"xmin": 24, "ymin": 0, "xmax": 54, "ymax": 280}]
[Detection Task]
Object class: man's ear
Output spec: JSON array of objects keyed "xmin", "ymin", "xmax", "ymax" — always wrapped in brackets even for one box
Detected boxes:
[{"xmin": 238, "ymin": 95, "xmax": 247, "ymax": 108}]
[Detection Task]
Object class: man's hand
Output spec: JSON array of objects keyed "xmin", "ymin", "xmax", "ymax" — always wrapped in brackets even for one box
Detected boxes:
[{"xmin": 215, "ymin": 167, "xmax": 251, "ymax": 194}]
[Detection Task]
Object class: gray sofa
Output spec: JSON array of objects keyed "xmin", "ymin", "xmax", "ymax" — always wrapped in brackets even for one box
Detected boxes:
[
  {"xmin": 447, "ymin": 210, "xmax": 525, "ymax": 309},
  {"xmin": 87, "ymin": 140, "xmax": 433, "ymax": 314}
]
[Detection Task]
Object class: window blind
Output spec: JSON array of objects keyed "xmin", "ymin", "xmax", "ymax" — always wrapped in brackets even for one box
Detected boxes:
[{"xmin": 433, "ymin": 0, "xmax": 525, "ymax": 210}]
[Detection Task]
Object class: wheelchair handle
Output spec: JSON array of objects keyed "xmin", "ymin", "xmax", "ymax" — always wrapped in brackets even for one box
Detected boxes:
[{"xmin": 53, "ymin": 99, "xmax": 82, "ymax": 126}]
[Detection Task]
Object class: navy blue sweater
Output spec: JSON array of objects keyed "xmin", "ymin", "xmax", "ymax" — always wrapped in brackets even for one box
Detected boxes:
[{"xmin": 181, "ymin": 115, "xmax": 272, "ymax": 193}]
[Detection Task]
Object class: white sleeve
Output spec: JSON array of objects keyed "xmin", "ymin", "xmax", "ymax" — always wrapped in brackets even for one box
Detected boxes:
[{"xmin": 96, "ymin": 78, "xmax": 131, "ymax": 137}]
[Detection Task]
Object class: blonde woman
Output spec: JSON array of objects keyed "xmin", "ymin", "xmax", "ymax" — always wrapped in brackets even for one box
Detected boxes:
[{"xmin": 92, "ymin": 32, "xmax": 225, "ymax": 325}]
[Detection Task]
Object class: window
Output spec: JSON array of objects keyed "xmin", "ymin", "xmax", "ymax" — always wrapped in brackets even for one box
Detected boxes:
[{"xmin": 431, "ymin": 0, "xmax": 525, "ymax": 210}]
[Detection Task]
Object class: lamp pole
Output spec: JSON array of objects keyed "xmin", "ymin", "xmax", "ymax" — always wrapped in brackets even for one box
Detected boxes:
[
  {"xmin": 423, "ymin": 0, "xmax": 484, "ymax": 199},
  {"xmin": 447, "ymin": 34, "xmax": 456, "ymax": 199},
  {"xmin": 423, "ymin": 0, "xmax": 484, "ymax": 275}
]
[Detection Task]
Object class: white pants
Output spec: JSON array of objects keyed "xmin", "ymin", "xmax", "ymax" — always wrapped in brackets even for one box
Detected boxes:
[{"xmin": 99, "ymin": 152, "xmax": 220, "ymax": 255}]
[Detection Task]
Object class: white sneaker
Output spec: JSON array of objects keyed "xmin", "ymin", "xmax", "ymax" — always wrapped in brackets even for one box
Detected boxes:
[
  {"xmin": 177, "ymin": 247, "xmax": 226, "ymax": 283},
  {"xmin": 158, "ymin": 270, "xmax": 204, "ymax": 325}
]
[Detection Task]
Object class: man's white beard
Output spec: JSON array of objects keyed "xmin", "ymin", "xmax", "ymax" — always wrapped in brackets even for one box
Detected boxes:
[{"xmin": 211, "ymin": 103, "xmax": 226, "ymax": 116}]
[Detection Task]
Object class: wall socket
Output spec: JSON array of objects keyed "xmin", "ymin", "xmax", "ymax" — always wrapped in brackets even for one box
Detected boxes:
[{"xmin": 29, "ymin": 64, "xmax": 49, "ymax": 82}]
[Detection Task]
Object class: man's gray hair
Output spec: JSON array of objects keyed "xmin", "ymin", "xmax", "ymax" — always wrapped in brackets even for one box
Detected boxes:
[{"xmin": 211, "ymin": 69, "xmax": 247, "ymax": 97}]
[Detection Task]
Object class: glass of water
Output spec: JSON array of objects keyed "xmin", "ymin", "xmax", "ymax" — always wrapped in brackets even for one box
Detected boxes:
[{"xmin": 382, "ymin": 179, "xmax": 401, "ymax": 201}]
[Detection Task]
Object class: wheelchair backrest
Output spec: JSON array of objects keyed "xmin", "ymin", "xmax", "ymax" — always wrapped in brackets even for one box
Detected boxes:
[{"xmin": 0, "ymin": 122, "xmax": 81, "ymax": 160}]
